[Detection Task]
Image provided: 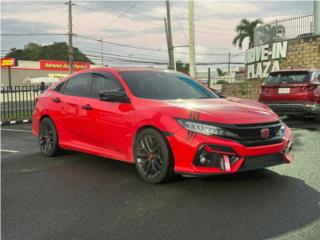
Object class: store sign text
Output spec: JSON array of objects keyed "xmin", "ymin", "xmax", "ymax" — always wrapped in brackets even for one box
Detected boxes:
[{"xmin": 40, "ymin": 60, "xmax": 90, "ymax": 72}]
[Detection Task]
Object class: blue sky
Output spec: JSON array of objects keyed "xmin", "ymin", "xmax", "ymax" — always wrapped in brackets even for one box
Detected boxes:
[{"xmin": 0, "ymin": 0, "xmax": 315, "ymax": 68}]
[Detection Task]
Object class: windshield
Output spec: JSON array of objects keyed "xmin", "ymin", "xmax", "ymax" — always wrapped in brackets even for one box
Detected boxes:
[
  {"xmin": 266, "ymin": 71, "xmax": 311, "ymax": 84},
  {"xmin": 119, "ymin": 70, "xmax": 218, "ymax": 100}
]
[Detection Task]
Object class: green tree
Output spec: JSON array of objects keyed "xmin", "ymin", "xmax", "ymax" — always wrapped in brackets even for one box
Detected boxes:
[
  {"xmin": 232, "ymin": 19, "xmax": 263, "ymax": 49},
  {"xmin": 5, "ymin": 42, "xmax": 92, "ymax": 63}
]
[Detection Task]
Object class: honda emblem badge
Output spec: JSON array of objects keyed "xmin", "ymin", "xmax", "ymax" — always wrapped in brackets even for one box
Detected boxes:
[{"xmin": 260, "ymin": 128, "xmax": 270, "ymax": 139}]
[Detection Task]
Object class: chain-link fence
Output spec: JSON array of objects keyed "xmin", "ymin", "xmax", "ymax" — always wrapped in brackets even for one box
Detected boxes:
[{"xmin": 254, "ymin": 14, "xmax": 314, "ymax": 46}]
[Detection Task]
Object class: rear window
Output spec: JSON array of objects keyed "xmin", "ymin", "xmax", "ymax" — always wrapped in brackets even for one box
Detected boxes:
[{"xmin": 266, "ymin": 71, "xmax": 311, "ymax": 84}]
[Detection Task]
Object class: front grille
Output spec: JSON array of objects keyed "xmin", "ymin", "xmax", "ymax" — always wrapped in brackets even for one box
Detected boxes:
[
  {"xmin": 239, "ymin": 153, "xmax": 284, "ymax": 171},
  {"xmin": 222, "ymin": 121, "xmax": 283, "ymax": 147}
]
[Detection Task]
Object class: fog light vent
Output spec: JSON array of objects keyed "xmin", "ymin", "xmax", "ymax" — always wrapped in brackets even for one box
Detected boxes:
[{"xmin": 194, "ymin": 144, "xmax": 239, "ymax": 170}]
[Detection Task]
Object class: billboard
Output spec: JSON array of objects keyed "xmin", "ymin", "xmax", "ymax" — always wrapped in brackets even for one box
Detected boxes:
[
  {"xmin": 39, "ymin": 60, "xmax": 90, "ymax": 72},
  {"xmin": 1, "ymin": 58, "xmax": 17, "ymax": 67}
]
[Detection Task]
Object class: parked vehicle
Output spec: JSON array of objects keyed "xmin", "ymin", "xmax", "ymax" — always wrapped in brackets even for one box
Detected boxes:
[
  {"xmin": 259, "ymin": 69, "xmax": 320, "ymax": 121},
  {"xmin": 32, "ymin": 68, "xmax": 294, "ymax": 183}
]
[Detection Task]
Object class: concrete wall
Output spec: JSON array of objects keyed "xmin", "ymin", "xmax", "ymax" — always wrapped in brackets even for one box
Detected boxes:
[
  {"xmin": 221, "ymin": 80, "xmax": 263, "ymax": 100},
  {"xmin": 1, "ymin": 69, "xmax": 69, "ymax": 86}
]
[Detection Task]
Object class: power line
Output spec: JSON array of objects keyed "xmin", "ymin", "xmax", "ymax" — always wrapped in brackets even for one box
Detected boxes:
[
  {"xmin": 86, "ymin": 54, "xmax": 167, "ymax": 65},
  {"xmin": 1, "ymin": 32, "xmax": 244, "ymax": 58},
  {"xmin": 75, "ymin": 3, "xmax": 234, "ymax": 35},
  {"xmin": 75, "ymin": 34, "xmax": 167, "ymax": 52},
  {"xmin": 171, "ymin": 1, "xmax": 188, "ymax": 43},
  {"xmin": 75, "ymin": 3, "xmax": 163, "ymax": 24},
  {"xmin": 76, "ymin": 34, "xmax": 242, "ymax": 57},
  {"xmin": 82, "ymin": 49, "xmax": 168, "ymax": 62},
  {"xmin": 90, "ymin": 1, "xmax": 140, "ymax": 36},
  {"xmin": 87, "ymin": 54, "xmax": 243, "ymax": 66},
  {"xmin": 75, "ymin": 4, "xmax": 161, "ymax": 28},
  {"xmin": 1, "ymin": 33, "xmax": 67, "ymax": 36}
]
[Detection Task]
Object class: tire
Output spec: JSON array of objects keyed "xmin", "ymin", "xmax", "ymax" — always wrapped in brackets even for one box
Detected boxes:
[
  {"xmin": 134, "ymin": 128, "xmax": 176, "ymax": 184},
  {"xmin": 38, "ymin": 117, "xmax": 62, "ymax": 157},
  {"xmin": 315, "ymin": 113, "xmax": 320, "ymax": 123}
]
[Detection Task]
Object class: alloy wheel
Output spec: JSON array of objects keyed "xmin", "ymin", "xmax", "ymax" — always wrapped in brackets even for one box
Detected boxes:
[
  {"xmin": 136, "ymin": 134, "xmax": 164, "ymax": 179},
  {"xmin": 39, "ymin": 123, "xmax": 54, "ymax": 154}
]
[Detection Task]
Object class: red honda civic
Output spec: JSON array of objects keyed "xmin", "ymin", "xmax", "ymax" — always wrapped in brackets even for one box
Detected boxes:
[{"xmin": 32, "ymin": 68, "xmax": 294, "ymax": 183}]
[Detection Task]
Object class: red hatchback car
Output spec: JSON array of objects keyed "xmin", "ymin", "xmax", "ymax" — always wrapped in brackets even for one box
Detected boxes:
[
  {"xmin": 32, "ymin": 68, "xmax": 294, "ymax": 183},
  {"xmin": 259, "ymin": 69, "xmax": 320, "ymax": 121}
]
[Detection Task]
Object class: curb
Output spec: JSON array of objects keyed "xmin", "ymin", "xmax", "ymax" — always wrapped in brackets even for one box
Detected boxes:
[{"xmin": 0, "ymin": 119, "xmax": 31, "ymax": 126}]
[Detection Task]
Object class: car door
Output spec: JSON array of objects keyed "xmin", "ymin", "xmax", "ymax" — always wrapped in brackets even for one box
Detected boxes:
[
  {"xmin": 59, "ymin": 73, "xmax": 92, "ymax": 145},
  {"xmin": 81, "ymin": 71, "xmax": 133, "ymax": 160}
]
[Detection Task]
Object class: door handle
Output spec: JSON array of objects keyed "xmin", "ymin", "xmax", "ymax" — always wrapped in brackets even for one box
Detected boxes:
[
  {"xmin": 52, "ymin": 97, "xmax": 61, "ymax": 103},
  {"xmin": 82, "ymin": 104, "xmax": 93, "ymax": 110}
]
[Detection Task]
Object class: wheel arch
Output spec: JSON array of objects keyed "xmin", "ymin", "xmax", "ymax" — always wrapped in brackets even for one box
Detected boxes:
[
  {"xmin": 130, "ymin": 124, "xmax": 174, "ymax": 163},
  {"xmin": 39, "ymin": 114, "xmax": 61, "ymax": 140}
]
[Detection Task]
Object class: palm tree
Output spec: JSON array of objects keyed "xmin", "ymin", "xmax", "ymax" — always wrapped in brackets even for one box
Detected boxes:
[{"xmin": 232, "ymin": 19, "xmax": 263, "ymax": 49}]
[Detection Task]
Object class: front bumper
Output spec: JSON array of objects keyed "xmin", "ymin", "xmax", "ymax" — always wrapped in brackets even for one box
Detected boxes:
[
  {"xmin": 266, "ymin": 102, "xmax": 320, "ymax": 116},
  {"xmin": 168, "ymin": 126, "xmax": 294, "ymax": 175}
]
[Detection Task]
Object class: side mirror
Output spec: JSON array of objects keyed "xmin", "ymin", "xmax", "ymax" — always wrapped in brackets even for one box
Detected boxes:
[{"xmin": 99, "ymin": 89, "xmax": 130, "ymax": 103}]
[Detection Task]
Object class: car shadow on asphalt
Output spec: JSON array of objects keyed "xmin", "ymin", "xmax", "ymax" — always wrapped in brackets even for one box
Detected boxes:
[
  {"xmin": 52, "ymin": 154, "xmax": 320, "ymax": 240},
  {"xmin": 283, "ymin": 116, "xmax": 320, "ymax": 131}
]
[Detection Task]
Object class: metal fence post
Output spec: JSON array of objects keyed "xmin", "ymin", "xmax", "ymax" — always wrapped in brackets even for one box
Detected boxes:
[{"xmin": 208, "ymin": 68, "xmax": 211, "ymax": 88}]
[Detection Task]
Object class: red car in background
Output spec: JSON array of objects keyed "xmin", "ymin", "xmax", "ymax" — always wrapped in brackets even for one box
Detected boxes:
[
  {"xmin": 259, "ymin": 69, "xmax": 320, "ymax": 121},
  {"xmin": 32, "ymin": 68, "xmax": 294, "ymax": 183}
]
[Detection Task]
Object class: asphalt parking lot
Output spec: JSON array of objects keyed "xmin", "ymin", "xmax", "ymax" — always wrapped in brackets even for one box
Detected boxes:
[{"xmin": 1, "ymin": 118, "xmax": 320, "ymax": 240}]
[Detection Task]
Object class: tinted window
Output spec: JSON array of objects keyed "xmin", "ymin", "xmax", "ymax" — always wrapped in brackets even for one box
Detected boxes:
[
  {"xmin": 63, "ymin": 73, "xmax": 91, "ymax": 97},
  {"xmin": 90, "ymin": 73, "xmax": 123, "ymax": 98},
  {"xmin": 119, "ymin": 71, "xmax": 218, "ymax": 100},
  {"xmin": 266, "ymin": 71, "xmax": 311, "ymax": 84},
  {"xmin": 53, "ymin": 81, "xmax": 66, "ymax": 92}
]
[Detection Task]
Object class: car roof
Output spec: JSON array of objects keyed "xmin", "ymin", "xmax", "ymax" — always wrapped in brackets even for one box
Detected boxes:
[
  {"xmin": 271, "ymin": 69, "xmax": 320, "ymax": 73},
  {"xmin": 88, "ymin": 67, "xmax": 167, "ymax": 73}
]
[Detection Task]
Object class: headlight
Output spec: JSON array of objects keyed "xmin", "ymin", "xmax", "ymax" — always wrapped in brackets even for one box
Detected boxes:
[{"xmin": 177, "ymin": 119, "xmax": 237, "ymax": 137}]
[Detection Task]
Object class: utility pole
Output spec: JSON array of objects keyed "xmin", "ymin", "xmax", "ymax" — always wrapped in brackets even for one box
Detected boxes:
[
  {"xmin": 67, "ymin": 0, "xmax": 74, "ymax": 73},
  {"xmin": 100, "ymin": 37, "xmax": 104, "ymax": 66},
  {"xmin": 164, "ymin": 18, "xmax": 171, "ymax": 69},
  {"xmin": 207, "ymin": 67, "xmax": 211, "ymax": 88},
  {"xmin": 165, "ymin": 0, "xmax": 176, "ymax": 70},
  {"xmin": 315, "ymin": 0, "xmax": 320, "ymax": 35},
  {"xmin": 188, "ymin": 0, "xmax": 196, "ymax": 78},
  {"xmin": 227, "ymin": 52, "xmax": 231, "ymax": 76}
]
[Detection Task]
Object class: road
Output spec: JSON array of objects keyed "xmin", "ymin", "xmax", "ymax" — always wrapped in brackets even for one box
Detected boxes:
[{"xmin": 1, "ymin": 118, "xmax": 320, "ymax": 240}]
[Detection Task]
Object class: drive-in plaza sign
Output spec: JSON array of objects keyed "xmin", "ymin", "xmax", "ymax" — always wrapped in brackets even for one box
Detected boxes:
[{"xmin": 245, "ymin": 41, "xmax": 288, "ymax": 79}]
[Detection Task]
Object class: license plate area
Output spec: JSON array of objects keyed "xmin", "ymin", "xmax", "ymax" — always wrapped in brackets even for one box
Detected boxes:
[{"xmin": 278, "ymin": 88, "xmax": 290, "ymax": 94}]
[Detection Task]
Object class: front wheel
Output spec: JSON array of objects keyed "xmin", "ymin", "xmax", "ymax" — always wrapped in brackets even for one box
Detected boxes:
[
  {"xmin": 134, "ymin": 128, "xmax": 176, "ymax": 184},
  {"xmin": 38, "ymin": 117, "xmax": 62, "ymax": 157}
]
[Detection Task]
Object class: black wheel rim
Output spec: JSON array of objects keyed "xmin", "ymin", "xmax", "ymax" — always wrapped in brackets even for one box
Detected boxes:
[
  {"xmin": 136, "ymin": 134, "xmax": 164, "ymax": 179},
  {"xmin": 39, "ymin": 124, "xmax": 54, "ymax": 153}
]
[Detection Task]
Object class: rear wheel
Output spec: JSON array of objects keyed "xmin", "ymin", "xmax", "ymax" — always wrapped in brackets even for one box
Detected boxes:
[
  {"xmin": 134, "ymin": 128, "xmax": 175, "ymax": 184},
  {"xmin": 38, "ymin": 117, "xmax": 62, "ymax": 157},
  {"xmin": 315, "ymin": 113, "xmax": 320, "ymax": 123}
]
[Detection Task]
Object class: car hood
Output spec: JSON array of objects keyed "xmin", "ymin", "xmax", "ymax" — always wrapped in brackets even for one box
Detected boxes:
[{"xmin": 145, "ymin": 97, "xmax": 279, "ymax": 125}]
